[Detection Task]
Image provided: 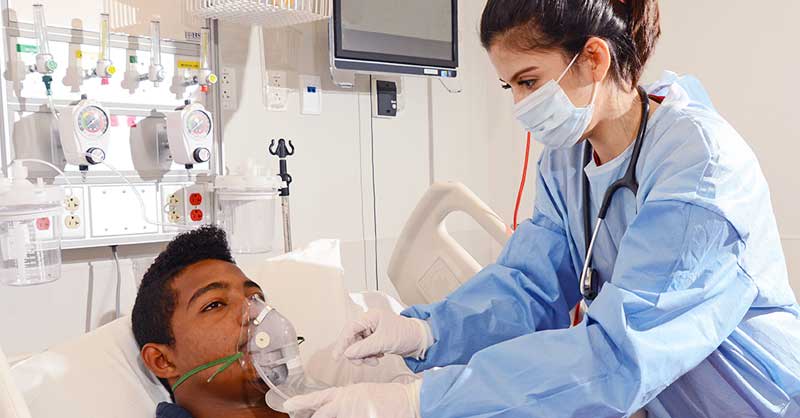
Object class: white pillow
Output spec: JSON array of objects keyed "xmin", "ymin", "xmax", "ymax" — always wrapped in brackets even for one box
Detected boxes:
[
  {"xmin": 251, "ymin": 239, "xmax": 416, "ymax": 387},
  {"xmin": 11, "ymin": 316, "xmax": 170, "ymax": 418}
]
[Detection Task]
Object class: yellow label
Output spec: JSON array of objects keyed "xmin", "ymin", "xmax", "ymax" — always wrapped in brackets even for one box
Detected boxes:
[
  {"xmin": 178, "ymin": 60, "xmax": 201, "ymax": 70},
  {"xmin": 76, "ymin": 50, "xmax": 83, "ymax": 59}
]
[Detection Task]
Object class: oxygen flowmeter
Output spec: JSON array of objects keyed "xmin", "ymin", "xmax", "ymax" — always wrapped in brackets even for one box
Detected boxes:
[
  {"xmin": 140, "ymin": 19, "xmax": 165, "ymax": 86},
  {"xmin": 184, "ymin": 28, "xmax": 217, "ymax": 93},
  {"xmin": 166, "ymin": 101, "xmax": 213, "ymax": 169},
  {"xmin": 58, "ymin": 96, "xmax": 111, "ymax": 168},
  {"xmin": 85, "ymin": 13, "xmax": 116, "ymax": 84},
  {"xmin": 30, "ymin": 4, "xmax": 57, "ymax": 95}
]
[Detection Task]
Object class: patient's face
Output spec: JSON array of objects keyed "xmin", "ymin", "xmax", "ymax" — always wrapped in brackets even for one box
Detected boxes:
[{"xmin": 167, "ymin": 260, "xmax": 269, "ymax": 404}]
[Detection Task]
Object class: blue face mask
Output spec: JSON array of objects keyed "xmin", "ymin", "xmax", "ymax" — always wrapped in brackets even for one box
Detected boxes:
[{"xmin": 513, "ymin": 54, "xmax": 599, "ymax": 149}]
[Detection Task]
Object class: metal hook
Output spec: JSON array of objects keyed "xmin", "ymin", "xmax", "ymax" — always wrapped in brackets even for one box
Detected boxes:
[{"xmin": 269, "ymin": 138, "xmax": 295, "ymax": 157}]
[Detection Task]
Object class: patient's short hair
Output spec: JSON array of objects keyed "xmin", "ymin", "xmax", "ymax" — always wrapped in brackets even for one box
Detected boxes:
[{"xmin": 131, "ymin": 225, "xmax": 235, "ymax": 349}]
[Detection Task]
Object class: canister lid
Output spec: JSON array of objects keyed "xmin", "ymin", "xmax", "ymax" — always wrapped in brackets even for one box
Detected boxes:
[
  {"xmin": 215, "ymin": 159, "xmax": 282, "ymax": 192},
  {"xmin": 0, "ymin": 163, "xmax": 64, "ymax": 212}
]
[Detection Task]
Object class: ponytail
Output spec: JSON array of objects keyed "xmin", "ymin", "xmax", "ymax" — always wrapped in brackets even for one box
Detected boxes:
[{"xmin": 628, "ymin": 0, "xmax": 661, "ymax": 84}]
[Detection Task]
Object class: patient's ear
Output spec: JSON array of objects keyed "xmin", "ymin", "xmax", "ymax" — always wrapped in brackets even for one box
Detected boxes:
[{"xmin": 141, "ymin": 344, "xmax": 179, "ymax": 379}]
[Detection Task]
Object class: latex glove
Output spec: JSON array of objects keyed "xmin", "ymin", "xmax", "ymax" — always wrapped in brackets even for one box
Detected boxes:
[
  {"xmin": 331, "ymin": 310, "xmax": 434, "ymax": 366},
  {"xmin": 284, "ymin": 381, "xmax": 422, "ymax": 418}
]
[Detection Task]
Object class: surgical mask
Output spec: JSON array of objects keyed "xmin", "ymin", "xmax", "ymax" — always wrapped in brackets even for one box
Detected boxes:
[
  {"xmin": 170, "ymin": 295, "xmax": 324, "ymax": 416},
  {"xmin": 513, "ymin": 53, "xmax": 599, "ymax": 149}
]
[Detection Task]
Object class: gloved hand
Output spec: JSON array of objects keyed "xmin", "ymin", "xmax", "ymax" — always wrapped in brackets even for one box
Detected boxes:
[
  {"xmin": 331, "ymin": 310, "xmax": 434, "ymax": 366},
  {"xmin": 284, "ymin": 381, "xmax": 422, "ymax": 418}
]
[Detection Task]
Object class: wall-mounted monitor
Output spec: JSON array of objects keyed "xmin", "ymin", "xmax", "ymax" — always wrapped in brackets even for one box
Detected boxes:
[{"xmin": 330, "ymin": 0, "xmax": 458, "ymax": 78}]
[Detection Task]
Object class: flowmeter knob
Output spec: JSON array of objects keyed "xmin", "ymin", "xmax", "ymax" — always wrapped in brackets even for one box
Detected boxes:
[
  {"xmin": 193, "ymin": 147, "xmax": 211, "ymax": 163},
  {"xmin": 86, "ymin": 147, "xmax": 106, "ymax": 165}
]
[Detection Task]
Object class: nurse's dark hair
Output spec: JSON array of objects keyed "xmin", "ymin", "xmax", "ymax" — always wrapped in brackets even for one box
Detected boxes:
[{"xmin": 480, "ymin": 0, "xmax": 661, "ymax": 88}]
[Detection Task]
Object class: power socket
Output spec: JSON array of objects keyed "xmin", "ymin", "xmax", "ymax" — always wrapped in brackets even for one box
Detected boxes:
[
  {"xmin": 266, "ymin": 70, "xmax": 288, "ymax": 112},
  {"xmin": 220, "ymin": 66, "xmax": 237, "ymax": 111}
]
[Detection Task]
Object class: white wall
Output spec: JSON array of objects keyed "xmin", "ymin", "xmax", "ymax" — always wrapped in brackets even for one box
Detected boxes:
[{"xmin": 643, "ymin": 1, "xmax": 800, "ymax": 295}]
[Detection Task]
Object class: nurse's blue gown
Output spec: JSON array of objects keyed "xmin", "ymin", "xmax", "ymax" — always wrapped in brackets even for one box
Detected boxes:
[{"xmin": 402, "ymin": 74, "xmax": 800, "ymax": 418}]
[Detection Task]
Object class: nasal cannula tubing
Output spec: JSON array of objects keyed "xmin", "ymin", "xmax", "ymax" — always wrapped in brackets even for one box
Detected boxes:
[{"xmin": 86, "ymin": 153, "xmax": 194, "ymax": 231}]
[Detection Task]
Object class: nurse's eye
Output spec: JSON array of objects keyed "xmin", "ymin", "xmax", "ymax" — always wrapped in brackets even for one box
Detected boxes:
[
  {"xmin": 500, "ymin": 82, "xmax": 512, "ymax": 90},
  {"xmin": 518, "ymin": 79, "xmax": 537, "ymax": 89},
  {"xmin": 202, "ymin": 301, "xmax": 226, "ymax": 312}
]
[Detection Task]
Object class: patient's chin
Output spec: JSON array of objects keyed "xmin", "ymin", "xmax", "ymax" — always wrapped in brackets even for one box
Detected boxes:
[{"xmin": 238, "ymin": 375, "xmax": 269, "ymax": 405}]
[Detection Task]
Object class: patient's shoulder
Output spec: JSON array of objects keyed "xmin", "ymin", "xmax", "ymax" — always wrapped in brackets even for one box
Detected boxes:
[{"xmin": 156, "ymin": 402, "xmax": 194, "ymax": 418}]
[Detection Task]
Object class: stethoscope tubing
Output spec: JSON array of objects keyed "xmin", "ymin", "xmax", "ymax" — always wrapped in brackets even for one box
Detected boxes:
[{"xmin": 580, "ymin": 86, "xmax": 651, "ymax": 300}]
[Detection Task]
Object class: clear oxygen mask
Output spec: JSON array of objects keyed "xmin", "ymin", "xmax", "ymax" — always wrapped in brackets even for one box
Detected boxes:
[
  {"xmin": 170, "ymin": 294, "xmax": 325, "ymax": 417},
  {"xmin": 239, "ymin": 294, "xmax": 327, "ymax": 414}
]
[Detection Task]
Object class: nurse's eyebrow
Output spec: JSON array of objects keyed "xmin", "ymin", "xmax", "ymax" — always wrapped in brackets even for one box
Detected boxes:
[
  {"xmin": 188, "ymin": 282, "xmax": 228, "ymax": 308},
  {"xmin": 502, "ymin": 66, "xmax": 539, "ymax": 83}
]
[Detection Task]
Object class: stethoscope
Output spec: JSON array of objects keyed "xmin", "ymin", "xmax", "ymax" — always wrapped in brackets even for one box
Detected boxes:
[{"xmin": 580, "ymin": 86, "xmax": 650, "ymax": 300}]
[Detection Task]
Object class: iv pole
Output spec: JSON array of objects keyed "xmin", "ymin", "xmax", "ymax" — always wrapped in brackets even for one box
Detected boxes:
[{"xmin": 269, "ymin": 138, "xmax": 294, "ymax": 252}]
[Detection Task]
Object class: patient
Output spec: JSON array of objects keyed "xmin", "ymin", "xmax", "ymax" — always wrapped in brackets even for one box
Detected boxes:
[{"xmin": 132, "ymin": 226, "xmax": 285, "ymax": 418}]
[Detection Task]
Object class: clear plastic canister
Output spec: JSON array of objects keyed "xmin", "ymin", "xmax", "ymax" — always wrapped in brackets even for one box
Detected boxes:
[
  {"xmin": 0, "ymin": 165, "xmax": 64, "ymax": 286},
  {"xmin": 216, "ymin": 190, "xmax": 277, "ymax": 254},
  {"xmin": 0, "ymin": 208, "xmax": 62, "ymax": 286},
  {"xmin": 214, "ymin": 169, "xmax": 281, "ymax": 254}
]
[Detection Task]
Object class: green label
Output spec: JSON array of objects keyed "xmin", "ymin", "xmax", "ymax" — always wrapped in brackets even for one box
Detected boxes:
[
  {"xmin": 129, "ymin": 55, "xmax": 138, "ymax": 64},
  {"xmin": 16, "ymin": 44, "xmax": 38, "ymax": 53}
]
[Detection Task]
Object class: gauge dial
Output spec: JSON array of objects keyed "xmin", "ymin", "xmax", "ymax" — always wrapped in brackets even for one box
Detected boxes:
[
  {"xmin": 77, "ymin": 106, "xmax": 109, "ymax": 138},
  {"xmin": 185, "ymin": 110, "xmax": 212, "ymax": 139}
]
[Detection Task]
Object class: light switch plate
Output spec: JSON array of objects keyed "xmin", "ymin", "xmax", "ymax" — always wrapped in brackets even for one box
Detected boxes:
[{"xmin": 300, "ymin": 74, "xmax": 321, "ymax": 115}]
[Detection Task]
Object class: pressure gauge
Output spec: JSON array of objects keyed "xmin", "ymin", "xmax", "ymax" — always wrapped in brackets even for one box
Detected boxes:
[
  {"xmin": 57, "ymin": 97, "xmax": 112, "ymax": 167},
  {"xmin": 77, "ymin": 106, "xmax": 110, "ymax": 137},
  {"xmin": 166, "ymin": 101, "xmax": 214, "ymax": 168},
  {"xmin": 186, "ymin": 110, "xmax": 212, "ymax": 139}
]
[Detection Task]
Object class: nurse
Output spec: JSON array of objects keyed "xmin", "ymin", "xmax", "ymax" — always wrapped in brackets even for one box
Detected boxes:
[{"xmin": 287, "ymin": 0, "xmax": 800, "ymax": 416}]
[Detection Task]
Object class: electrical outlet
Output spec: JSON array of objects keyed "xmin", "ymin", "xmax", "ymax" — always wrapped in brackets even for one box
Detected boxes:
[
  {"xmin": 169, "ymin": 193, "xmax": 180, "ymax": 206},
  {"xmin": 161, "ymin": 184, "xmax": 187, "ymax": 229},
  {"xmin": 62, "ymin": 187, "xmax": 86, "ymax": 239},
  {"xmin": 266, "ymin": 70, "xmax": 288, "ymax": 112},
  {"xmin": 220, "ymin": 66, "xmax": 237, "ymax": 111},
  {"xmin": 168, "ymin": 210, "xmax": 182, "ymax": 223},
  {"xmin": 64, "ymin": 215, "xmax": 81, "ymax": 229},
  {"xmin": 184, "ymin": 184, "xmax": 210, "ymax": 226},
  {"xmin": 65, "ymin": 195, "xmax": 80, "ymax": 212}
]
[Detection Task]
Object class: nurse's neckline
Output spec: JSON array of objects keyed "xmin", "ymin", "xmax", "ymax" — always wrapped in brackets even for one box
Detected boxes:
[{"xmin": 589, "ymin": 96, "xmax": 661, "ymax": 166}]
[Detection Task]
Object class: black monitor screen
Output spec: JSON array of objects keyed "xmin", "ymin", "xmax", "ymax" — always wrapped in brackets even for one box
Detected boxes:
[{"xmin": 334, "ymin": 0, "xmax": 458, "ymax": 69}]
